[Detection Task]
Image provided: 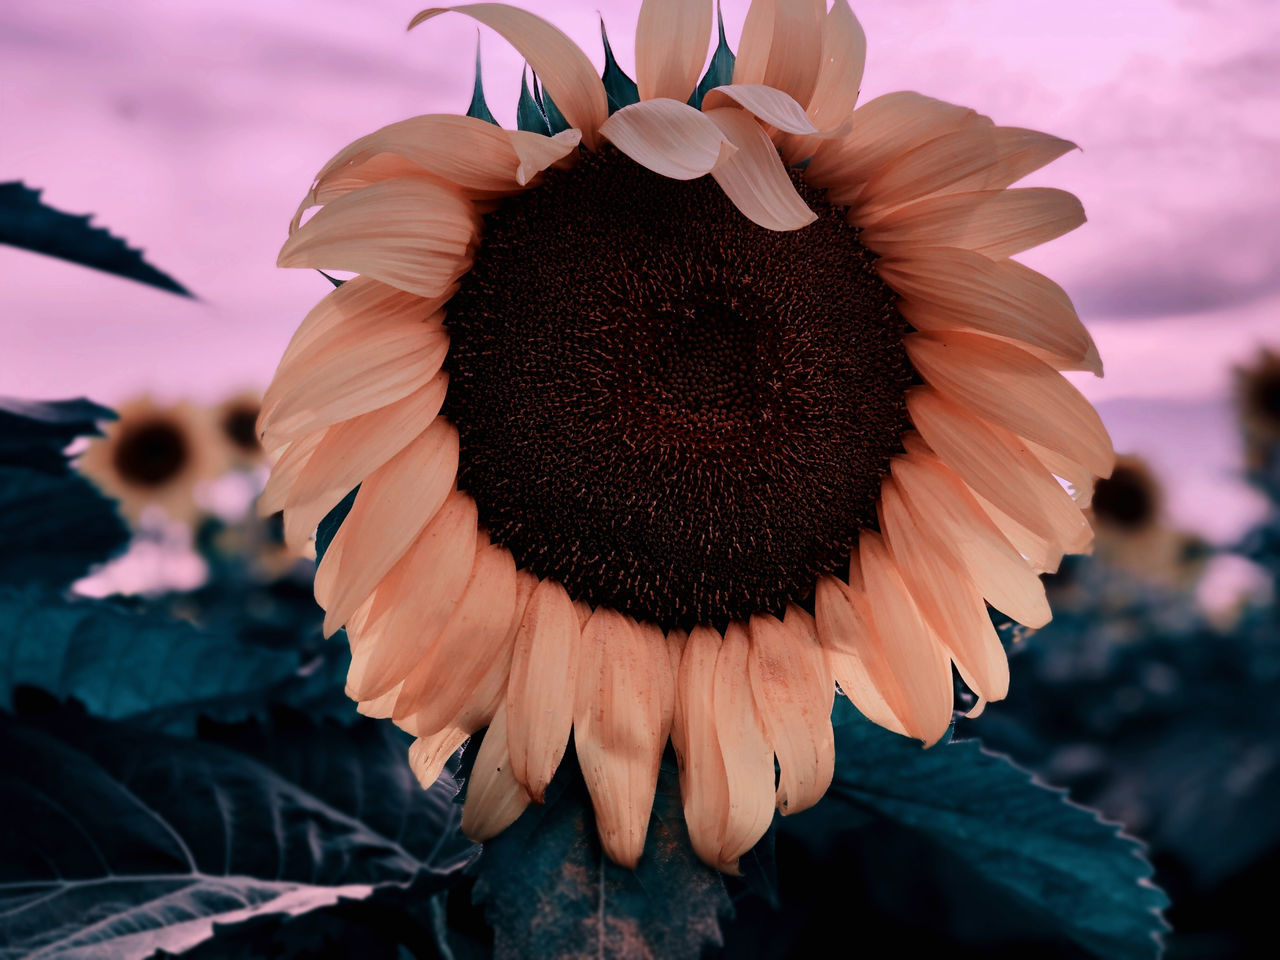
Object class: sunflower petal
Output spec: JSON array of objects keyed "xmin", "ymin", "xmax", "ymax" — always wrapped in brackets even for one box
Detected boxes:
[
  {"xmin": 713, "ymin": 622, "xmax": 776, "ymax": 869},
  {"xmin": 598, "ymin": 97, "xmax": 737, "ymax": 180},
  {"xmin": 574, "ymin": 607, "xmax": 668, "ymax": 868},
  {"xmin": 507, "ymin": 128, "xmax": 582, "ymax": 185},
  {"xmin": 676, "ymin": 625, "xmax": 733, "ymax": 871},
  {"xmin": 733, "ymin": 0, "xmax": 825, "ymax": 108},
  {"xmin": 278, "ymin": 178, "xmax": 477, "ymax": 298},
  {"xmin": 747, "ymin": 610, "xmax": 834, "ymax": 814},
  {"xmin": 393, "ymin": 543, "xmax": 519, "ymax": 733},
  {"xmin": 875, "ymin": 247, "xmax": 1102, "ymax": 375},
  {"xmin": 805, "ymin": 0, "xmax": 865, "ymax": 128},
  {"xmin": 460, "ymin": 702, "xmax": 531, "ymax": 841},
  {"xmin": 878, "ymin": 478, "xmax": 1009, "ymax": 702},
  {"xmin": 407, "ymin": 725, "xmax": 469, "ymax": 788},
  {"xmin": 702, "ymin": 84, "xmax": 818, "ymax": 135},
  {"xmin": 411, "ymin": 5, "xmax": 607, "ymax": 148},
  {"xmin": 506, "ymin": 577, "xmax": 581, "ymax": 802},
  {"xmin": 891, "ymin": 449, "xmax": 1052, "ymax": 627},
  {"xmin": 906, "ymin": 332, "xmax": 1114, "ymax": 477},
  {"xmin": 259, "ymin": 430, "xmax": 324, "ymax": 516},
  {"xmin": 704, "ymin": 107, "xmax": 816, "ymax": 231},
  {"xmin": 860, "ymin": 188, "xmax": 1086, "ymax": 260},
  {"xmin": 908, "ymin": 387, "xmax": 1093, "ymax": 554},
  {"xmin": 974, "ymin": 490, "xmax": 1064, "ymax": 575},
  {"xmin": 314, "ymin": 419, "xmax": 459, "ymax": 635},
  {"xmin": 635, "ymin": 0, "xmax": 713, "ymax": 103},
  {"xmin": 345, "ymin": 492, "xmax": 478, "ymax": 699}
]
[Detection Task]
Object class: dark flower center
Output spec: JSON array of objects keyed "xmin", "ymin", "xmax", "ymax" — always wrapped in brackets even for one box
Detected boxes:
[
  {"xmin": 442, "ymin": 148, "xmax": 912, "ymax": 629},
  {"xmin": 112, "ymin": 419, "xmax": 189, "ymax": 487},
  {"xmin": 222, "ymin": 404, "xmax": 262, "ymax": 452},
  {"xmin": 1091, "ymin": 464, "xmax": 1155, "ymax": 531},
  {"xmin": 1248, "ymin": 367, "xmax": 1280, "ymax": 426}
]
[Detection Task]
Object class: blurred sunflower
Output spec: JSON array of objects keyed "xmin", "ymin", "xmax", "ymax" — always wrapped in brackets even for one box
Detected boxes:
[
  {"xmin": 1234, "ymin": 347, "xmax": 1280, "ymax": 474},
  {"xmin": 79, "ymin": 396, "xmax": 218, "ymax": 526},
  {"xmin": 214, "ymin": 390, "xmax": 266, "ymax": 468},
  {"xmin": 259, "ymin": 0, "xmax": 1113, "ymax": 871}
]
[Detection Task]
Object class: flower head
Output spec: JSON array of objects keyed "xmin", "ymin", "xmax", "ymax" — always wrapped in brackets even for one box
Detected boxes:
[
  {"xmin": 214, "ymin": 390, "xmax": 266, "ymax": 469},
  {"xmin": 260, "ymin": 0, "xmax": 1114, "ymax": 871}
]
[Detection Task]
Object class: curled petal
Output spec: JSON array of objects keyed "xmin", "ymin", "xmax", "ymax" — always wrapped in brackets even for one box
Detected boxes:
[
  {"xmin": 705, "ymin": 107, "xmax": 816, "ymax": 231},
  {"xmin": 702, "ymin": 84, "xmax": 818, "ymax": 135},
  {"xmin": 408, "ymin": 725, "xmax": 469, "ymax": 788},
  {"xmin": 676, "ymin": 626, "xmax": 732, "ymax": 871},
  {"xmin": 734, "ymin": 0, "xmax": 825, "ymax": 108},
  {"xmin": 636, "ymin": 0, "xmax": 713, "ymax": 103},
  {"xmin": 278, "ymin": 178, "xmax": 478, "ymax": 298},
  {"xmin": 508, "ymin": 128, "xmax": 582, "ymax": 185},
  {"xmin": 461, "ymin": 703, "xmax": 531, "ymax": 841},
  {"xmin": 599, "ymin": 98, "xmax": 737, "ymax": 180},
  {"xmin": 411, "ymin": 5, "xmax": 607, "ymax": 148},
  {"xmin": 805, "ymin": 0, "xmax": 866, "ymax": 129}
]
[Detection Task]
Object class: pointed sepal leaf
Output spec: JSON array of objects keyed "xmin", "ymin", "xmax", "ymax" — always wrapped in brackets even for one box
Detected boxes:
[
  {"xmin": 691, "ymin": 7, "xmax": 736, "ymax": 109},
  {"xmin": 599, "ymin": 19, "xmax": 639, "ymax": 114},
  {"xmin": 473, "ymin": 746, "xmax": 731, "ymax": 960},
  {"xmin": 0, "ymin": 395, "xmax": 114, "ymax": 472},
  {"xmin": 466, "ymin": 35, "xmax": 500, "ymax": 126},
  {"xmin": 315, "ymin": 487, "xmax": 358, "ymax": 565},
  {"xmin": 0, "ymin": 181, "xmax": 191, "ymax": 296},
  {"xmin": 516, "ymin": 67, "xmax": 551, "ymax": 135}
]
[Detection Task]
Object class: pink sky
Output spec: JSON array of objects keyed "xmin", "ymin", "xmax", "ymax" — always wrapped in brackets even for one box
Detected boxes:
[{"xmin": 2, "ymin": 0, "xmax": 1278, "ymax": 543}]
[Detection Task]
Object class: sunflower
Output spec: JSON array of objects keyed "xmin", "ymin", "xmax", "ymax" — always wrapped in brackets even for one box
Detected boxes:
[
  {"xmin": 213, "ymin": 390, "xmax": 267, "ymax": 469},
  {"xmin": 1234, "ymin": 347, "xmax": 1280, "ymax": 476},
  {"xmin": 78, "ymin": 396, "xmax": 218, "ymax": 527},
  {"xmin": 258, "ymin": 0, "xmax": 1114, "ymax": 872}
]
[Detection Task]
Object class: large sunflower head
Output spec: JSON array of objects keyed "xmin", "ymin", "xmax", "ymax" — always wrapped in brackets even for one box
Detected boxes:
[
  {"xmin": 78, "ymin": 396, "xmax": 218, "ymax": 527},
  {"xmin": 260, "ymin": 0, "xmax": 1114, "ymax": 872}
]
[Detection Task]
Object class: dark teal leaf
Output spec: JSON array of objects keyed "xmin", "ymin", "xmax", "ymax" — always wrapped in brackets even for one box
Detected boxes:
[
  {"xmin": 0, "ymin": 468, "xmax": 128, "ymax": 587},
  {"xmin": 315, "ymin": 488, "xmax": 357, "ymax": 566},
  {"xmin": 815, "ymin": 699, "xmax": 1170, "ymax": 959},
  {"xmin": 465, "ymin": 35, "xmax": 499, "ymax": 126},
  {"xmin": 317, "ymin": 270, "xmax": 345, "ymax": 288},
  {"xmin": 538, "ymin": 85, "xmax": 571, "ymax": 136},
  {"xmin": 600, "ymin": 18, "xmax": 640, "ymax": 114},
  {"xmin": 0, "ymin": 705, "xmax": 472, "ymax": 960},
  {"xmin": 0, "ymin": 395, "xmax": 113, "ymax": 472},
  {"xmin": 474, "ymin": 745, "xmax": 729, "ymax": 960},
  {"xmin": 515, "ymin": 68, "xmax": 550, "ymax": 135},
  {"xmin": 0, "ymin": 585, "xmax": 306, "ymax": 733},
  {"xmin": 691, "ymin": 7, "xmax": 735, "ymax": 109},
  {"xmin": 0, "ymin": 181, "xmax": 191, "ymax": 297}
]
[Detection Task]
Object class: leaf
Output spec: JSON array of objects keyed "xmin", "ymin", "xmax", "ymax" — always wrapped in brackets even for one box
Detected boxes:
[
  {"xmin": 538, "ymin": 84, "xmax": 571, "ymax": 136},
  {"xmin": 0, "ymin": 467, "xmax": 129, "ymax": 587},
  {"xmin": 0, "ymin": 396, "xmax": 114, "ymax": 471},
  {"xmin": 473, "ymin": 745, "xmax": 730, "ymax": 960},
  {"xmin": 515, "ymin": 67, "xmax": 550, "ymax": 136},
  {"xmin": 599, "ymin": 19, "xmax": 639, "ymax": 114},
  {"xmin": 690, "ymin": 7, "xmax": 735, "ymax": 110},
  {"xmin": 812, "ymin": 699, "xmax": 1170, "ymax": 960},
  {"xmin": 466, "ymin": 35, "xmax": 499, "ymax": 127},
  {"xmin": 0, "ymin": 182, "xmax": 191, "ymax": 296},
  {"xmin": 315, "ymin": 487, "xmax": 357, "ymax": 565},
  {"xmin": 0, "ymin": 585, "xmax": 306, "ymax": 733},
  {"xmin": 0, "ymin": 704, "xmax": 473, "ymax": 960},
  {"xmin": 317, "ymin": 270, "xmax": 346, "ymax": 288}
]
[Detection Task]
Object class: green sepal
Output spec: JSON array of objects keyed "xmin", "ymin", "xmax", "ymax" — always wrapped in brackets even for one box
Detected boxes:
[
  {"xmin": 690, "ymin": 6, "xmax": 735, "ymax": 109},
  {"xmin": 516, "ymin": 67, "xmax": 551, "ymax": 135},
  {"xmin": 599, "ymin": 18, "xmax": 639, "ymax": 114},
  {"xmin": 540, "ymin": 86, "xmax": 571, "ymax": 135},
  {"xmin": 317, "ymin": 270, "xmax": 344, "ymax": 288},
  {"xmin": 465, "ymin": 34, "xmax": 500, "ymax": 126},
  {"xmin": 315, "ymin": 487, "xmax": 358, "ymax": 566}
]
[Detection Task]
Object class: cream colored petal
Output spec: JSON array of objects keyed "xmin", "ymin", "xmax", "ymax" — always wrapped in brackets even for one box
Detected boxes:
[
  {"xmin": 702, "ymin": 84, "xmax": 818, "ymax": 135},
  {"xmin": 878, "ymin": 477, "xmax": 1009, "ymax": 703},
  {"xmin": 704, "ymin": 107, "xmax": 817, "ymax": 231},
  {"xmin": 1026, "ymin": 438, "xmax": 1100, "ymax": 501},
  {"xmin": 393, "ymin": 543, "xmax": 519, "ymax": 733},
  {"xmin": 258, "ymin": 430, "xmax": 324, "ymax": 516},
  {"xmin": 908, "ymin": 388, "xmax": 1093, "ymax": 555},
  {"xmin": 853, "ymin": 125, "xmax": 1076, "ymax": 223},
  {"xmin": 860, "ymin": 188, "xmax": 1086, "ymax": 260},
  {"xmin": 973, "ymin": 490, "xmax": 1064, "ymax": 575},
  {"xmin": 814, "ymin": 574, "xmax": 910, "ymax": 737},
  {"xmin": 411, "ymin": 5, "xmax": 607, "ymax": 148},
  {"xmin": 713, "ymin": 622, "xmax": 776, "ymax": 869},
  {"xmin": 875, "ymin": 247, "xmax": 1102, "ymax": 375},
  {"xmin": 804, "ymin": 92, "xmax": 977, "ymax": 194},
  {"xmin": 278, "ymin": 178, "xmax": 477, "ymax": 299},
  {"xmin": 345, "ymin": 492, "xmax": 478, "ymax": 699},
  {"xmin": 635, "ymin": 0, "xmax": 713, "ymax": 103},
  {"xmin": 804, "ymin": 0, "xmax": 865, "ymax": 128},
  {"xmin": 505, "ymin": 577, "xmax": 581, "ymax": 803},
  {"xmin": 507, "ymin": 128, "xmax": 583, "ymax": 185},
  {"xmin": 461, "ymin": 702, "xmax": 531, "ymax": 841},
  {"xmin": 291, "ymin": 154, "xmax": 436, "ymax": 234},
  {"xmin": 855, "ymin": 531, "xmax": 954, "ymax": 745},
  {"xmin": 279, "ymin": 375, "xmax": 449, "ymax": 523},
  {"xmin": 407, "ymin": 725, "xmax": 469, "ymax": 788},
  {"xmin": 664, "ymin": 628, "xmax": 686, "ymax": 738},
  {"xmin": 314, "ymin": 419, "xmax": 459, "ymax": 635},
  {"xmin": 598, "ymin": 98, "xmax": 737, "ymax": 180},
  {"xmin": 891, "ymin": 449, "xmax": 1052, "ymax": 627},
  {"xmin": 281, "ymin": 498, "xmax": 330, "ymax": 552},
  {"xmin": 573, "ymin": 607, "xmax": 667, "ymax": 868},
  {"xmin": 906, "ymin": 332, "xmax": 1114, "ymax": 477},
  {"xmin": 746, "ymin": 612, "xmax": 833, "ymax": 815},
  {"xmin": 733, "ymin": 0, "xmax": 825, "ymax": 108},
  {"xmin": 356, "ymin": 681, "xmax": 402, "ymax": 719},
  {"xmin": 677, "ymin": 625, "xmax": 733, "ymax": 872}
]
